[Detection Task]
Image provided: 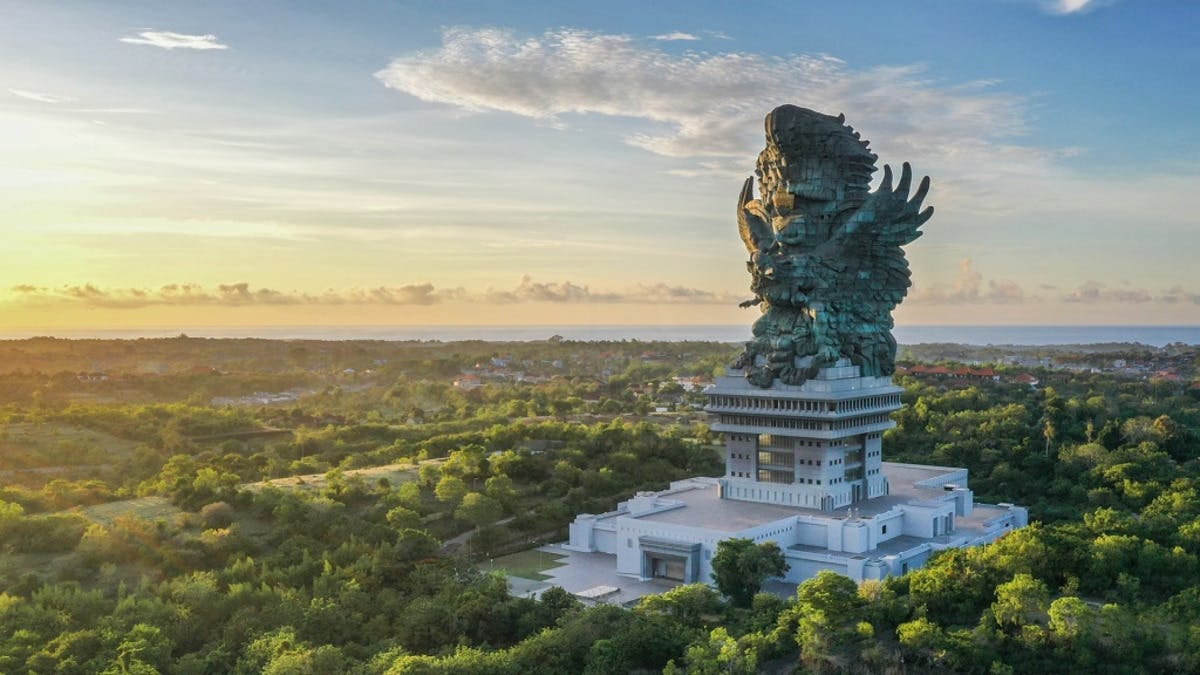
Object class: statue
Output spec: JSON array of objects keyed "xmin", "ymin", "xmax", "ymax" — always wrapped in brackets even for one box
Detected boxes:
[{"xmin": 734, "ymin": 105, "xmax": 933, "ymax": 387}]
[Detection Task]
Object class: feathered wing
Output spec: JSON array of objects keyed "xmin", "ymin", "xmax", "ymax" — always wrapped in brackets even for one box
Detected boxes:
[
  {"xmin": 736, "ymin": 177, "xmax": 774, "ymax": 253},
  {"xmin": 823, "ymin": 162, "xmax": 933, "ymax": 311}
]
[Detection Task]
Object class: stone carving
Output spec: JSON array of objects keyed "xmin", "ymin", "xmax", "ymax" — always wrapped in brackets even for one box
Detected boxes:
[{"xmin": 734, "ymin": 105, "xmax": 933, "ymax": 387}]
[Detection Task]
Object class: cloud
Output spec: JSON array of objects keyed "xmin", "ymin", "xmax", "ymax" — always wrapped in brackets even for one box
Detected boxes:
[
  {"xmin": 908, "ymin": 259, "xmax": 1030, "ymax": 304},
  {"xmin": 119, "ymin": 30, "xmax": 228, "ymax": 51},
  {"xmin": 485, "ymin": 276, "xmax": 609, "ymax": 304},
  {"xmin": 1160, "ymin": 286, "xmax": 1200, "ymax": 305},
  {"xmin": 4, "ymin": 278, "xmax": 738, "ymax": 309},
  {"xmin": 375, "ymin": 27, "xmax": 1031, "ymax": 168},
  {"xmin": 8, "ymin": 89, "xmax": 74, "ymax": 104},
  {"xmin": 1045, "ymin": 0, "xmax": 1113, "ymax": 15},
  {"xmin": 1063, "ymin": 281, "xmax": 1172, "ymax": 304},
  {"xmin": 652, "ymin": 32, "xmax": 700, "ymax": 41},
  {"xmin": 482, "ymin": 276, "xmax": 740, "ymax": 304}
]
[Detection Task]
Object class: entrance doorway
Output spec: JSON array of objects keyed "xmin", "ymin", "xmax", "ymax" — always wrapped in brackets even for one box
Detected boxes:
[{"xmin": 648, "ymin": 554, "xmax": 686, "ymax": 581}]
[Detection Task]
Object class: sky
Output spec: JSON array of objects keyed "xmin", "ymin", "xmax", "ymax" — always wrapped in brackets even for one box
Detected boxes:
[{"xmin": 1, "ymin": 0, "xmax": 1198, "ymax": 332}]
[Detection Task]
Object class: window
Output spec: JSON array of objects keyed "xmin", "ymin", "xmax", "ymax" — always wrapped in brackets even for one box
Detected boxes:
[
  {"xmin": 881, "ymin": 525, "xmax": 887, "ymax": 534},
  {"xmin": 757, "ymin": 469, "xmax": 792, "ymax": 484}
]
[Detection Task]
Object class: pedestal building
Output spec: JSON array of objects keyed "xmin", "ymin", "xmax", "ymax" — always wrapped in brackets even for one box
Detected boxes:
[
  {"xmin": 565, "ymin": 360, "xmax": 1027, "ymax": 587},
  {"xmin": 560, "ymin": 104, "xmax": 1027, "ymax": 594},
  {"xmin": 709, "ymin": 359, "xmax": 898, "ymax": 510}
]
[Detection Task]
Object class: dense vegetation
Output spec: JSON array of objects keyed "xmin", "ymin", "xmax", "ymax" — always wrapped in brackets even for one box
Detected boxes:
[{"xmin": 0, "ymin": 337, "xmax": 1198, "ymax": 672}]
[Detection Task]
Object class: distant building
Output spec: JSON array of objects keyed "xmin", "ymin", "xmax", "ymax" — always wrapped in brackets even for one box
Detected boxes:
[
  {"xmin": 452, "ymin": 374, "xmax": 482, "ymax": 390},
  {"xmin": 673, "ymin": 376, "xmax": 714, "ymax": 392},
  {"xmin": 1014, "ymin": 373, "xmax": 1040, "ymax": 387},
  {"xmin": 566, "ymin": 360, "xmax": 1027, "ymax": 585}
]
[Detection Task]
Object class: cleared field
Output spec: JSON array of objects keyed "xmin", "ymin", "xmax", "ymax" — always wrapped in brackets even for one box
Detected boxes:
[
  {"xmin": 0, "ymin": 423, "xmax": 138, "ymax": 472},
  {"xmin": 78, "ymin": 496, "xmax": 181, "ymax": 526},
  {"xmin": 479, "ymin": 549, "xmax": 567, "ymax": 581},
  {"xmin": 243, "ymin": 461, "xmax": 423, "ymax": 493}
]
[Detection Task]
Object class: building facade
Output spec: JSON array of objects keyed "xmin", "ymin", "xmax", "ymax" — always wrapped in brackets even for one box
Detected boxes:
[{"xmin": 565, "ymin": 360, "xmax": 1027, "ymax": 586}]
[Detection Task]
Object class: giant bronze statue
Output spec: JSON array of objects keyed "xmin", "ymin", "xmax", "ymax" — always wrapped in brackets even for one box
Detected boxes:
[{"xmin": 734, "ymin": 105, "xmax": 933, "ymax": 387}]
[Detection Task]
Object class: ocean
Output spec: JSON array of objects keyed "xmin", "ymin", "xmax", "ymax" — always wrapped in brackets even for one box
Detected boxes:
[{"xmin": 4, "ymin": 325, "xmax": 1200, "ymax": 347}]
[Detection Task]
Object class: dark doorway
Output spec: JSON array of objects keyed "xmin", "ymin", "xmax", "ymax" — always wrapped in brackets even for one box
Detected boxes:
[{"xmin": 649, "ymin": 555, "xmax": 686, "ymax": 581}]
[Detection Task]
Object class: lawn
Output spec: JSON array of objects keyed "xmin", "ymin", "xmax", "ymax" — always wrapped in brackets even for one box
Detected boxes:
[
  {"xmin": 479, "ymin": 548, "xmax": 567, "ymax": 581},
  {"xmin": 78, "ymin": 496, "xmax": 181, "ymax": 526},
  {"xmin": 0, "ymin": 422, "xmax": 138, "ymax": 473}
]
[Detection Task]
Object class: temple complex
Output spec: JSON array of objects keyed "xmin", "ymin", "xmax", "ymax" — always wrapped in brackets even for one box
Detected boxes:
[{"xmin": 564, "ymin": 105, "xmax": 1027, "ymax": 587}]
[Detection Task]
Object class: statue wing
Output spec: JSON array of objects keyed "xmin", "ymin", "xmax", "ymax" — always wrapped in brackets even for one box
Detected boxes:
[
  {"xmin": 819, "ymin": 162, "xmax": 933, "ymax": 309},
  {"xmin": 736, "ymin": 177, "xmax": 774, "ymax": 253}
]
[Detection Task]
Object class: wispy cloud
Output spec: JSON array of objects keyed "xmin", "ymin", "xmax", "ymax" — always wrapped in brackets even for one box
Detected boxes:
[
  {"xmin": 1055, "ymin": 281, "xmax": 1200, "ymax": 304},
  {"xmin": 1045, "ymin": 0, "xmax": 1113, "ymax": 15},
  {"xmin": 5, "ymin": 282, "xmax": 456, "ymax": 309},
  {"xmin": 909, "ymin": 259, "xmax": 1030, "ymax": 304},
  {"xmin": 651, "ymin": 32, "xmax": 700, "ymax": 41},
  {"xmin": 375, "ymin": 27, "xmax": 1031, "ymax": 168},
  {"xmin": 4, "ymin": 277, "xmax": 739, "ymax": 309},
  {"xmin": 8, "ymin": 89, "xmax": 74, "ymax": 104},
  {"xmin": 119, "ymin": 30, "xmax": 228, "ymax": 51},
  {"xmin": 483, "ymin": 276, "xmax": 738, "ymax": 304}
]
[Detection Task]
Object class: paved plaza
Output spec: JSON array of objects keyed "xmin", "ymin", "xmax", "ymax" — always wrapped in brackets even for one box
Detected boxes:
[
  {"xmin": 504, "ymin": 543, "xmax": 798, "ymax": 605},
  {"xmin": 505, "ymin": 543, "xmax": 677, "ymax": 606}
]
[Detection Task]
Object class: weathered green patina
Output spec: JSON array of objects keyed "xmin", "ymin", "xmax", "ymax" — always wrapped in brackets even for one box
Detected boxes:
[{"xmin": 735, "ymin": 105, "xmax": 933, "ymax": 387}]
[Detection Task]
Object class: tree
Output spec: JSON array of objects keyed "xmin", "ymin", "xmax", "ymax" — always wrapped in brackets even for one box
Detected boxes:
[
  {"xmin": 434, "ymin": 475, "xmax": 468, "ymax": 506},
  {"xmin": 711, "ymin": 538, "xmax": 788, "ymax": 607},
  {"xmin": 484, "ymin": 474, "xmax": 518, "ymax": 511},
  {"xmin": 790, "ymin": 571, "xmax": 871, "ymax": 672},
  {"xmin": 677, "ymin": 627, "xmax": 758, "ymax": 675},
  {"xmin": 199, "ymin": 501, "xmax": 236, "ymax": 529},
  {"xmin": 455, "ymin": 492, "xmax": 502, "ymax": 529},
  {"xmin": 991, "ymin": 573, "xmax": 1049, "ymax": 631},
  {"xmin": 636, "ymin": 583, "xmax": 724, "ymax": 629},
  {"xmin": 385, "ymin": 506, "xmax": 421, "ymax": 531}
]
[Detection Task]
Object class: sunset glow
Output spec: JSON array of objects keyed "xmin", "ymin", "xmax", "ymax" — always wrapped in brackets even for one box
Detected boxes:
[{"xmin": 2, "ymin": 1, "xmax": 1197, "ymax": 332}]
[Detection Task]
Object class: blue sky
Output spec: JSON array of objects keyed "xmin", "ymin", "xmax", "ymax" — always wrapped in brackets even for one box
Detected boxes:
[{"xmin": 1, "ymin": 0, "xmax": 1198, "ymax": 329}]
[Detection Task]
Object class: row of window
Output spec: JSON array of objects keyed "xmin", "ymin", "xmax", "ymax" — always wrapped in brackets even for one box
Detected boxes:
[
  {"xmin": 757, "ymin": 469, "xmax": 793, "ymax": 484},
  {"xmin": 831, "ymin": 414, "xmax": 892, "ymax": 430},
  {"xmin": 710, "ymin": 395, "xmax": 834, "ymax": 412},
  {"xmin": 738, "ymin": 471, "xmax": 857, "ymax": 486},
  {"xmin": 836, "ymin": 394, "xmax": 901, "ymax": 412},
  {"xmin": 719, "ymin": 413, "xmax": 892, "ymax": 431},
  {"xmin": 758, "ymin": 450, "xmax": 794, "ymax": 467},
  {"xmin": 709, "ymin": 394, "xmax": 900, "ymax": 414},
  {"xmin": 721, "ymin": 414, "xmax": 825, "ymax": 430},
  {"xmin": 757, "ymin": 435, "xmax": 852, "ymax": 451}
]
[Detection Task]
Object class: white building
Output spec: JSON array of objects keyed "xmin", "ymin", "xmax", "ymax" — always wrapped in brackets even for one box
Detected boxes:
[{"xmin": 565, "ymin": 359, "xmax": 1027, "ymax": 585}]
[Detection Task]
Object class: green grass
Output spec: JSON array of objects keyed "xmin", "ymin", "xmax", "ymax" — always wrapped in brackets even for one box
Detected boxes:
[
  {"xmin": 78, "ymin": 496, "xmax": 181, "ymax": 526},
  {"xmin": 479, "ymin": 549, "xmax": 567, "ymax": 581},
  {"xmin": 0, "ymin": 422, "xmax": 139, "ymax": 472}
]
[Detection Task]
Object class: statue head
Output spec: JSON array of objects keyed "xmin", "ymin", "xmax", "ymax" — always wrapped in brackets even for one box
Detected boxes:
[{"xmin": 755, "ymin": 105, "xmax": 878, "ymax": 220}]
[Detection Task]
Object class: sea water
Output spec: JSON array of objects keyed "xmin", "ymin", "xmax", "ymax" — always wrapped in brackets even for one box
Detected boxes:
[{"xmin": 4, "ymin": 325, "xmax": 1200, "ymax": 346}]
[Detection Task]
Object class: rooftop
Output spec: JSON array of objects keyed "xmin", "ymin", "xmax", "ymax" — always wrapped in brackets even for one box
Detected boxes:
[
  {"xmin": 627, "ymin": 462, "xmax": 976, "ymax": 528},
  {"xmin": 636, "ymin": 482, "xmax": 802, "ymax": 532}
]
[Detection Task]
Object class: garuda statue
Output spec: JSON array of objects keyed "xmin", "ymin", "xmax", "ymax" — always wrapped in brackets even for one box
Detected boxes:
[{"xmin": 734, "ymin": 105, "xmax": 933, "ymax": 387}]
